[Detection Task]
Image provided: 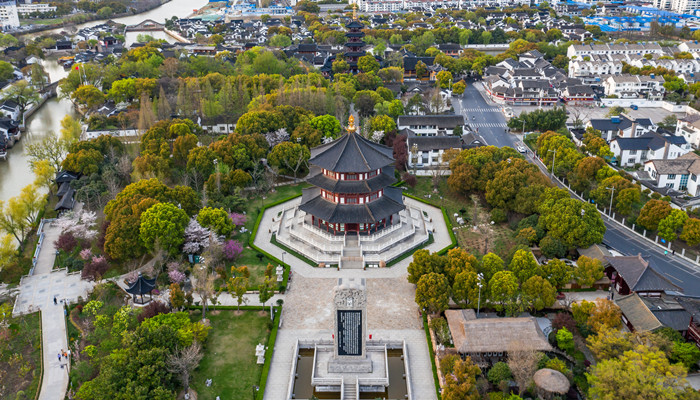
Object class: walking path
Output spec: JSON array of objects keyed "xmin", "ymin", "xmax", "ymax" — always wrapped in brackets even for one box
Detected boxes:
[{"xmin": 13, "ymin": 219, "xmax": 94, "ymax": 400}]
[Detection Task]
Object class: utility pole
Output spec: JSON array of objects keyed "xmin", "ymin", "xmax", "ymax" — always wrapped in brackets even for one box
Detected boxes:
[
  {"xmin": 548, "ymin": 149, "xmax": 556, "ymax": 179},
  {"xmin": 476, "ymin": 273, "xmax": 484, "ymax": 317},
  {"xmin": 606, "ymin": 186, "xmax": 616, "ymax": 216}
]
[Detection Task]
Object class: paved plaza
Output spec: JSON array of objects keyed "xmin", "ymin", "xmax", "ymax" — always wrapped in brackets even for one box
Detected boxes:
[{"xmin": 259, "ymin": 196, "xmax": 449, "ymax": 400}]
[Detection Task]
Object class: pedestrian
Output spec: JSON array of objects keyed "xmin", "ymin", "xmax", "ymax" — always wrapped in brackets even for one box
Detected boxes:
[
  {"xmin": 57, "ymin": 353, "xmax": 61, "ymax": 362},
  {"xmin": 53, "ymin": 297, "xmax": 57, "ymax": 305}
]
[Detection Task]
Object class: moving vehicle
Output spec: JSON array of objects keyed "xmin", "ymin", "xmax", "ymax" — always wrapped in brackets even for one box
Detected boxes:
[{"xmin": 516, "ymin": 145, "xmax": 526, "ymax": 153}]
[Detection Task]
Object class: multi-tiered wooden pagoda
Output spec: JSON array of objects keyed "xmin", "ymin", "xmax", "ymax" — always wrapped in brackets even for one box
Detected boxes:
[
  {"xmin": 299, "ymin": 116, "xmax": 405, "ymax": 235},
  {"xmin": 343, "ymin": 5, "xmax": 366, "ymax": 73}
]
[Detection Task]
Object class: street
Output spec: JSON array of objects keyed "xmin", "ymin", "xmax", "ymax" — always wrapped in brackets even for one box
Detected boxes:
[
  {"xmin": 458, "ymin": 81, "xmax": 700, "ymax": 296},
  {"xmin": 454, "ymin": 82, "xmax": 516, "ymax": 148}
]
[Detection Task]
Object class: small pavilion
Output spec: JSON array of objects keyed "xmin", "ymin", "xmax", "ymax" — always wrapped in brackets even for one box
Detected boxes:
[{"xmin": 126, "ymin": 272, "xmax": 157, "ymax": 304}]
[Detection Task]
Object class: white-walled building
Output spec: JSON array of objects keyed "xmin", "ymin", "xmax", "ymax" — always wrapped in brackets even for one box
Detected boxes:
[
  {"xmin": 588, "ymin": 114, "xmax": 656, "ymax": 142},
  {"xmin": 644, "ymin": 152, "xmax": 700, "ymax": 194},
  {"xmin": 676, "ymin": 114, "xmax": 700, "ymax": 148},
  {"xmin": 17, "ymin": 3, "xmax": 57, "ymax": 16},
  {"xmin": 567, "ymin": 43, "xmax": 664, "ymax": 59},
  {"xmin": 397, "ymin": 115, "xmax": 465, "ymax": 136},
  {"xmin": 0, "ymin": 1, "xmax": 19, "ymax": 30},
  {"xmin": 603, "ymin": 75, "xmax": 665, "ymax": 99},
  {"xmin": 610, "ymin": 132, "xmax": 690, "ymax": 167}
]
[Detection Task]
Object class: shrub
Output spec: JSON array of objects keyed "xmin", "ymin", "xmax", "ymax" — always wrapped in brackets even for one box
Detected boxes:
[
  {"xmin": 429, "ymin": 316, "xmax": 452, "ymax": 346},
  {"xmin": 55, "ymin": 231, "xmax": 78, "ymax": 253},
  {"xmin": 137, "ymin": 300, "xmax": 170, "ymax": 323},
  {"xmin": 490, "ymin": 208, "xmax": 507, "ymax": 223},
  {"xmin": 539, "ymin": 235, "xmax": 566, "ymax": 259},
  {"xmin": 552, "ymin": 313, "xmax": 577, "ymax": 334},
  {"xmin": 229, "ymin": 212, "xmax": 247, "ymax": 226},
  {"xmin": 168, "ymin": 269, "xmax": 185, "ymax": 284},
  {"xmin": 81, "ymin": 255, "xmax": 109, "ymax": 281},
  {"xmin": 79, "ymin": 248, "xmax": 92, "ymax": 260},
  {"xmin": 487, "ymin": 361, "xmax": 512, "ymax": 385},
  {"xmin": 556, "ymin": 327, "xmax": 575, "ymax": 354}
]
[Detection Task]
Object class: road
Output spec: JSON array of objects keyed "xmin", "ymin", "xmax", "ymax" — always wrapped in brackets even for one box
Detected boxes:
[
  {"xmin": 454, "ymin": 82, "xmax": 514, "ymax": 148},
  {"xmin": 458, "ymin": 81, "xmax": 700, "ymax": 296}
]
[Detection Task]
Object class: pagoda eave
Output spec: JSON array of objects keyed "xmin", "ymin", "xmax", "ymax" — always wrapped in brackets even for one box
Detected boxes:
[
  {"xmin": 306, "ymin": 166, "xmax": 396, "ymax": 193},
  {"xmin": 299, "ymin": 186, "xmax": 405, "ymax": 224}
]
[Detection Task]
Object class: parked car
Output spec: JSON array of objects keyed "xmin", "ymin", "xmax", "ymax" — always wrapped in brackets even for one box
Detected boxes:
[{"xmin": 516, "ymin": 145, "xmax": 526, "ymax": 153}]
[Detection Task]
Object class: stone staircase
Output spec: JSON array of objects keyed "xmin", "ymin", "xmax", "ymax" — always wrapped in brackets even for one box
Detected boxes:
[
  {"xmin": 341, "ymin": 234, "xmax": 363, "ymax": 269},
  {"xmin": 343, "ymin": 376, "xmax": 358, "ymax": 400}
]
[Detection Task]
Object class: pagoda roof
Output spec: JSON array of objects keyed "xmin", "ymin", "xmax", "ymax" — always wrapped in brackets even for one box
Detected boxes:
[
  {"xmin": 306, "ymin": 165, "xmax": 396, "ymax": 193},
  {"xmin": 345, "ymin": 41, "xmax": 366, "ymax": 47},
  {"xmin": 346, "ymin": 20, "xmax": 364, "ymax": 29},
  {"xmin": 309, "ymin": 131, "xmax": 394, "ymax": 173},
  {"xmin": 344, "ymin": 51, "xmax": 367, "ymax": 58},
  {"xmin": 126, "ymin": 272, "xmax": 157, "ymax": 296},
  {"xmin": 299, "ymin": 186, "xmax": 404, "ymax": 223},
  {"xmin": 345, "ymin": 32, "xmax": 365, "ymax": 38}
]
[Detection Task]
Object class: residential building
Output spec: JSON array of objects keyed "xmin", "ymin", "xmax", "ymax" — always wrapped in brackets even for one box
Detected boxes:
[
  {"xmin": 567, "ymin": 43, "xmax": 664, "ymax": 59},
  {"xmin": 644, "ymin": 152, "xmax": 700, "ymax": 194},
  {"xmin": 603, "ymin": 75, "xmax": 665, "ymax": 99},
  {"xmin": 406, "ymin": 135, "xmax": 462, "ymax": 168},
  {"xmin": 397, "ymin": 115, "xmax": 465, "ymax": 136},
  {"xmin": 616, "ymin": 293, "xmax": 690, "ymax": 334},
  {"xmin": 16, "ymin": 3, "xmax": 57, "ymax": 16},
  {"xmin": 0, "ymin": 1, "xmax": 19, "ymax": 30},
  {"xmin": 588, "ymin": 114, "xmax": 656, "ymax": 142},
  {"xmin": 609, "ymin": 132, "xmax": 690, "ymax": 167},
  {"xmin": 676, "ymin": 114, "xmax": 700, "ymax": 148}
]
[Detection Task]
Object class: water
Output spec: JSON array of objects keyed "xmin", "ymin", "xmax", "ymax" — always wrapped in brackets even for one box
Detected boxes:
[
  {"xmin": 22, "ymin": 0, "xmax": 208, "ymax": 39},
  {"xmin": 0, "ymin": 60, "xmax": 75, "ymax": 202},
  {"xmin": 292, "ymin": 348, "xmax": 408, "ymax": 400}
]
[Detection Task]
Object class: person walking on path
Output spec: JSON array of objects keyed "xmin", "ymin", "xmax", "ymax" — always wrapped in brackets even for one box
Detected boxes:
[
  {"xmin": 57, "ymin": 353, "xmax": 61, "ymax": 362},
  {"xmin": 53, "ymin": 297, "xmax": 57, "ymax": 305}
]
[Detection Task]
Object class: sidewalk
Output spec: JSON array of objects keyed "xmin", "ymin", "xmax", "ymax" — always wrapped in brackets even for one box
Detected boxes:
[{"xmin": 38, "ymin": 306, "xmax": 70, "ymax": 400}]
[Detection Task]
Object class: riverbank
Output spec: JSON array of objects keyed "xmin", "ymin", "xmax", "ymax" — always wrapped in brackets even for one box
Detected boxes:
[{"xmin": 15, "ymin": 0, "xmax": 171, "ymax": 37}]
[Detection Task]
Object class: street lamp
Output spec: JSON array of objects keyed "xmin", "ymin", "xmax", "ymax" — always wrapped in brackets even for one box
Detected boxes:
[
  {"xmin": 476, "ymin": 273, "xmax": 484, "ymax": 317},
  {"xmin": 281, "ymin": 251, "xmax": 286, "ymax": 266},
  {"xmin": 548, "ymin": 149, "xmax": 556, "ymax": 179},
  {"xmin": 252, "ymin": 385, "xmax": 259, "ymax": 400},
  {"xmin": 606, "ymin": 186, "xmax": 616, "ymax": 216}
]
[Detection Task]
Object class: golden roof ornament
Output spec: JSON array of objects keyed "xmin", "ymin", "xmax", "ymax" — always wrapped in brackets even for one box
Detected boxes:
[
  {"xmin": 352, "ymin": 3, "xmax": 357, "ymax": 20},
  {"xmin": 347, "ymin": 115, "xmax": 356, "ymax": 133}
]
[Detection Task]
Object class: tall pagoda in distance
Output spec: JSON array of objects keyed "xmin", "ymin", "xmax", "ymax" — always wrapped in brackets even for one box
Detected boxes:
[
  {"xmin": 343, "ymin": 4, "xmax": 366, "ymax": 73},
  {"xmin": 299, "ymin": 116, "xmax": 405, "ymax": 235}
]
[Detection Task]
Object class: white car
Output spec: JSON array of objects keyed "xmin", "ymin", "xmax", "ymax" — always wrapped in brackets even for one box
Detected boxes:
[{"xmin": 516, "ymin": 145, "xmax": 526, "ymax": 153}]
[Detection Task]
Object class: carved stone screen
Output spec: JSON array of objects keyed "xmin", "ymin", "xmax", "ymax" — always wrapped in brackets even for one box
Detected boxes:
[{"xmin": 336, "ymin": 310, "xmax": 363, "ymax": 356}]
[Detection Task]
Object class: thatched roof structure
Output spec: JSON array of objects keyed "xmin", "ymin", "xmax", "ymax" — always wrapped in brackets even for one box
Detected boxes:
[
  {"xmin": 445, "ymin": 309, "xmax": 553, "ymax": 354},
  {"xmin": 533, "ymin": 368, "xmax": 570, "ymax": 394}
]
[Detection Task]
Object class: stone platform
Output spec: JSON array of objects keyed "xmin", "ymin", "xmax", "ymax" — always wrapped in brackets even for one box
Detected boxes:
[
  {"xmin": 272, "ymin": 197, "xmax": 432, "ymax": 268},
  {"xmin": 312, "ymin": 344, "xmax": 389, "ymax": 388}
]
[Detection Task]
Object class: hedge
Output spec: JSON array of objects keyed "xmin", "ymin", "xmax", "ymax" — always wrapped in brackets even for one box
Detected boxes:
[
  {"xmin": 402, "ymin": 192, "xmax": 457, "ymax": 255},
  {"xmin": 423, "ymin": 313, "xmax": 442, "ymax": 400},
  {"xmin": 248, "ymin": 193, "xmax": 302, "ymax": 292}
]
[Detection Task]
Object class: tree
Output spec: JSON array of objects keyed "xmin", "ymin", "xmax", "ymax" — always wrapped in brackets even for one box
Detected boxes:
[
  {"xmin": 507, "ymin": 345, "xmax": 540, "ymax": 395},
  {"xmin": 588, "ymin": 298, "xmax": 622, "ymax": 332},
  {"xmin": 605, "ymin": 106, "xmax": 626, "ymax": 117},
  {"xmin": 33, "ymin": 159, "xmax": 56, "ymax": 195},
  {"xmin": 556, "ymin": 327, "xmax": 575, "ymax": 354},
  {"xmin": 416, "ymin": 60, "xmax": 428, "ymax": 79},
  {"xmin": 193, "ymin": 266, "xmax": 216, "ymax": 320},
  {"xmin": 268, "ymin": 142, "xmax": 310, "ymax": 180},
  {"xmin": 574, "ymin": 255, "xmax": 604, "ymax": 287},
  {"xmin": 0, "ymin": 233, "xmax": 16, "ymax": 273},
  {"xmin": 658, "ymin": 209, "xmax": 689, "ymax": 242},
  {"xmin": 3, "ymin": 80, "xmax": 40, "ymax": 114},
  {"xmin": 479, "ymin": 252, "xmax": 505, "ymax": 282},
  {"xmin": 615, "ymin": 187, "xmax": 640, "ymax": 216},
  {"xmin": 309, "ymin": 115, "xmax": 341, "ymax": 139},
  {"xmin": 166, "ymin": 341, "xmax": 203, "ymax": 394},
  {"xmin": 258, "ymin": 276, "xmax": 275, "ymax": 309},
  {"xmin": 539, "ymin": 195, "xmax": 605, "ymax": 249},
  {"xmin": 638, "ymin": 199, "xmax": 672, "ymax": 231},
  {"xmin": 488, "ymin": 271, "xmax": 519, "ymax": 314},
  {"xmin": 139, "ymin": 202, "xmax": 189, "ymax": 255},
  {"xmin": 71, "ymin": 85, "xmax": 105, "ymax": 112},
  {"xmin": 407, "ymin": 249, "xmax": 445, "ymax": 284},
  {"xmin": 196, "ymin": 207, "xmax": 234, "ymax": 236},
  {"xmin": 521, "ymin": 276, "xmax": 556, "ymax": 311},
  {"xmin": 671, "ymin": 341, "xmax": 700, "ymax": 369},
  {"xmin": 542, "ymin": 258, "xmax": 572, "ymax": 289},
  {"xmin": 452, "ymin": 81, "xmax": 466, "ymax": 95},
  {"xmin": 0, "ymin": 184, "xmax": 45, "ymax": 246},
  {"xmin": 358, "ymin": 55, "xmax": 380, "ymax": 74},
  {"xmin": 442, "ymin": 356, "xmax": 482, "ymax": 400},
  {"xmin": 508, "ymin": 249, "xmax": 541, "ymax": 284},
  {"xmin": 169, "ymin": 283, "xmax": 185, "ymax": 310},
  {"xmin": 269, "ymin": 34, "xmax": 291, "ymax": 48},
  {"xmin": 680, "ymin": 218, "xmax": 700, "ymax": 246},
  {"xmin": 540, "ymin": 235, "xmax": 567, "ymax": 259},
  {"xmin": 367, "ymin": 114, "xmax": 396, "ymax": 141},
  {"xmin": 452, "ymin": 270, "xmax": 480, "ymax": 308},
  {"xmin": 227, "ymin": 275, "xmax": 249, "ymax": 311},
  {"xmin": 415, "ymin": 272, "xmax": 450, "ymax": 315},
  {"xmin": 436, "ymin": 70, "xmax": 454, "ymax": 89},
  {"xmin": 587, "ymin": 345, "xmax": 695, "ymax": 399}
]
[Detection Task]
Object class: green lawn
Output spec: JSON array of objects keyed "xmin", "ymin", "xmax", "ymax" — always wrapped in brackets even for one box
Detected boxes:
[
  {"xmin": 403, "ymin": 177, "xmax": 472, "ymax": 227},
  {"xmin": 20, "ymin": 18, "xmax": 64, "ymax": 26},
  {"xmin": 0, "ymin": 309, "xmax": 42, "ymax": 400},
  {"xmin": 227, "ymin": 183, "xmax": 308, "ymax": 288},
  {"xmin": 190, "ymin": 310, "xmax": 271, "ymax": 399}
]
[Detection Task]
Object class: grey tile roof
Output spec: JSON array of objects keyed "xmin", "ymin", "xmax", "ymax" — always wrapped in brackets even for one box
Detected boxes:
[
  {"xmin": 407, "ymin": 135, "xmax": 462, "ymax": 152},
  {"xmin": 309, "ymin": 132, "xmax": 394, "ymax": 173},
  {"xmin": 397, "ymin": 115, "xmax": 465, "ymax": 129},
  {"xmin": 605, "ymin": 255, "xmax": 682, "ymax": 293},
  {"xmin": 299, "ymin": 186, "xmax": 404, "ymax": 223},
  {"xmin": 306, "ymin": 166, "xmax": 396, "ymax": 193}
]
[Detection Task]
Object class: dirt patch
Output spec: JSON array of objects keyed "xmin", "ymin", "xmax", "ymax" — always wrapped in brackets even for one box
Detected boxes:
[{"xmin": 454, "ymin": 197, "xmax": 516, "ymax": 258}]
